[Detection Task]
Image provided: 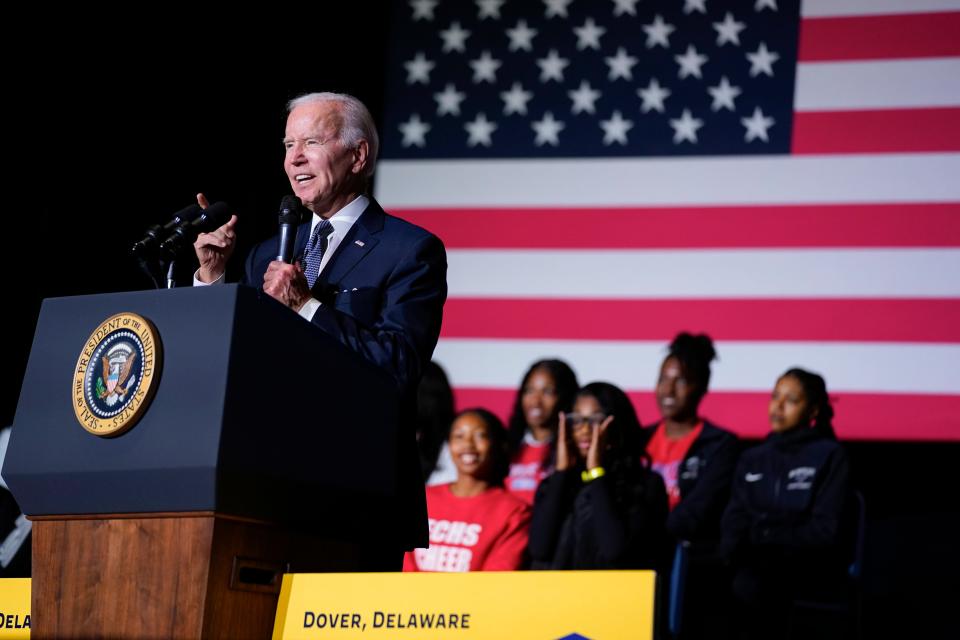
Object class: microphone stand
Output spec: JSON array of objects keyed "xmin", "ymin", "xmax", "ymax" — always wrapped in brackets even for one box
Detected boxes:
[
  {"xmin": 135, "ymin": 255, "xmax": 164, "ymax": 290},
  {"xmin": 166, "ymin": 260, "xmax": 177, "ymax": 289}
]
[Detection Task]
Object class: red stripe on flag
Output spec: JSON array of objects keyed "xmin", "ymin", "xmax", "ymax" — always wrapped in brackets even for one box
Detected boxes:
[
  {"xmin": 396, "ymin": 203, "xmax": 960, "ymax": 249},
  {"xmin": 793, "ymin": 108, "xmax": 960, "ymax": 154},
  {"xmin": 799, "ymin": 12, "xmax": 960, "ymax": 61},
  {"xmin": 440, "ymin": 299, "xmax": 960, "ymax": 343},
  {"xmin": 451, "ymin": 388, "xmax": 960, "ymax": 441}
]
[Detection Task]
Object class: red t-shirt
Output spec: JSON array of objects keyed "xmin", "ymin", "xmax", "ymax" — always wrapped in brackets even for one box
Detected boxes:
[
  {"xmin": 403, "ymin": 485, "xmax": 531, "ymax": 572},
  {"xmin": 504, "ymin": 440, "xmax": 551, "ymax": 505},
  {"xmin": 646, "ymin": 422, "xmax": 703, "ymax": 510}
]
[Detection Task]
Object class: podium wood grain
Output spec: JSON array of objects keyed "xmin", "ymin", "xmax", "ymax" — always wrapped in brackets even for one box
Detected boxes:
[{"xmin": 31, "ymin": 513, "xmax": 364, "ymax": 639}]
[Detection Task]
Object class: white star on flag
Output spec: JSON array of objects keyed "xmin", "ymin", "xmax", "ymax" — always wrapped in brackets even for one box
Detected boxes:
[
  {"xmin": 410, "ymin": 0, "xmax": 438, "ymax": 21},
  {"xmin": 399, "ymin": 114, "xmax": 431, "ymax": 147},
  {"xmin": 675, "ymin": 45, "xmax": 708, "ymax": 79},
  {"xmin": 501, "ymin": 83, "xmax": 534, "ymax": 116},
  {"xmin": 713, "ymin": 13, "xmax": 746, "ymax": 47},
  {"xmin": 708, "ymin": 76, "xmax": 742, "ymax": 112},
  {"xmin": 684, "ymin": 0, "xmax": 707, "ymax": 15},
  {"xmin": 670, "ymin": 109, "xmax": 704, "ymax": 144},
  {"xmin": 434, "ymin": 84, "xmax": 466, "ymax": 116},
  {"xmin": 470, "ymin": 51, "xmax": 502, "ymax": 83},
  {"xmin": 440, "ymin": 22, "xmax": 471, "ymax": 53},
  {"xmin": 755, "ymin": 0, "xmax": 778, "ymax": 11},
  {"xmin": 574, "ymin": 18, "xmax": 606, "ymax": 51},
  {"xmin": 747, "ymin": 42, "xmax": 780, "ymax": 77},
  {"xmin": 643, "ymin": 15, "xmax": 675, "ymax": 49},
  {"xmin": 600, "ymin": 111, "xmax": 634, "ymax": 145},
  {"xmin": 568, "ymin": 80, "xmax": 602, "ymax": 115},
  {"xmin": 465, "ymin": 113, "xmax": 498, "ymax": 146},
  {"xmin": 543, "ymin": 0, "xmax": 573, "ymax": 19},
  {"xmin": 741, "ymin": 106, "xmax": 775, "ymax": 142},
  {"xmin": 605, "ymin": 47, "xmax": 638, "ymax": 81},
  {"xmin": 506, "ymin": 20, "xmax": 538, "ymax": 52},
  {"xmin": 637, "ymin": 78, "xmax": 671, "ymax": 113},
  {"xmin": 476, "ymin": 0, "xmax": 505, "ymax": 20},
  {"xmin": 404, "ymin": 53, "xmax": 435, "ymax": 85},
  {"xmin": 612, "ymin": 0, "xmax": 640, "ymax": 17},
  {"xmin": 531, "ymin": 112, "xmax": 565, "ymax": 146},
  {"xmin": 537, "ymin": 49, "xmax": 569, "ymax": 83}
]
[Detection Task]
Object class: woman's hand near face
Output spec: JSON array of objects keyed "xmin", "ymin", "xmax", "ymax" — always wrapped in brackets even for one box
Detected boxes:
[
  {"xmin": 556, "ymin": 412, "xmax": 572, "ymax": 471},
  {"xmin": 586, "ymin": 415, "xmax": 614, "ymax": 471}
]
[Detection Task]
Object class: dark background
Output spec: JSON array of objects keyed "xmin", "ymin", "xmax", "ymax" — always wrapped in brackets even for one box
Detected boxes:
[{"xmin": 3, "ymin": 6, "xmax": 957, "ymax": 636}]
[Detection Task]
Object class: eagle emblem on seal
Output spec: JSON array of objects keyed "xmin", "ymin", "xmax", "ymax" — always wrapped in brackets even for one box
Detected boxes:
[{"xmin": 96, "ymin": 343, "xmax": 138, "ymax": 406}]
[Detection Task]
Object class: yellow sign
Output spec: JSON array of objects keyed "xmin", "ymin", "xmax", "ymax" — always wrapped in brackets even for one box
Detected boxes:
[
  {"xmin": 0, "ymin": 578, "xmax": 30, "ymax": 638},
  {"xmin": 273, "ymin": 571, "xmax": 655, "ymax": 640},
  {"xmin": 72, "ymin": 312, "xmax": 162, "ymax": 437}
]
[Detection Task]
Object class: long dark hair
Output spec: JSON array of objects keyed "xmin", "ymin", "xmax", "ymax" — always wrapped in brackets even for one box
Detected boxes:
[
  {"xmin": 506, "ymin": 359, "xmax": 579, "ymax": 457},
  {"xmin": 780, "ymin": 368, "xmax": 837, "ymax": 439},
  {"xmin": 452, "ymin": 407, "xmax": 512, "ymax": 486},
  {"xmin": 416, "ymin": 361, "xmax": 455, "ymax": 478},
  {"xmin": 576, "ymin": 382, "xmax": 651, "ymax": 509}
]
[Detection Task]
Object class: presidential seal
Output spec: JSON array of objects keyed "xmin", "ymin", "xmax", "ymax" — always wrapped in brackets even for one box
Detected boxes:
[{"xmin": 72, "ymin": 312, "xmax": 162, "ymax": 437}]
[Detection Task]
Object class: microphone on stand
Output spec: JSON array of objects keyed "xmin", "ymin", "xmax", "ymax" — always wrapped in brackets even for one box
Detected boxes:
[
  {"xmin": 130, "ymin": 204, "xmax": 203, "ymax": 257},
  {"xmin": 158, "ymin": 201, "xmax": 234, "ymax": 259}
]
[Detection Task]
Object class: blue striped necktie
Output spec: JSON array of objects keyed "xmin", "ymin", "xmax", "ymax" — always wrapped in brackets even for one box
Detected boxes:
[{"xmin": 301, "ymin": 219, "xmax": 334, "ymax": 289}]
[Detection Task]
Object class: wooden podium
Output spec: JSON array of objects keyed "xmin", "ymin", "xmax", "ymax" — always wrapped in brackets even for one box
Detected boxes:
[{"xmin": 3, "ymin": 285, "xmax": 403, "ymax": 639}]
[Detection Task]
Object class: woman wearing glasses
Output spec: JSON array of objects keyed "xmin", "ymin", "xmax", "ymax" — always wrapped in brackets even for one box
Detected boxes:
[{"xmin": 527, "ymin": 382, "xmax": 667, "ymax": 569}]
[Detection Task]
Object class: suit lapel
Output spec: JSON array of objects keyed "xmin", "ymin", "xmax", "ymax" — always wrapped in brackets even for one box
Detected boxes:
[{"xmin": 317, "ymin": 199, "xmax": 384, "ymax": 287}]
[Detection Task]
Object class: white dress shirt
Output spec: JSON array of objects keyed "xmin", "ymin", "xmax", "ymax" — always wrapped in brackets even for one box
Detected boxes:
[{"xmin": 194, "ymin": 194, "xmax": 369, "ymax": 322}]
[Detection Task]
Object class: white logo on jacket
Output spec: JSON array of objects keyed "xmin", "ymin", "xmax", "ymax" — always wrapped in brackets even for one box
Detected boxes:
[
  {"xmin": 680, "ymin": 456, "xmax": 701, "ymax": 481},
  {"xmin": 787, "ymin": 466, "xmax": 817, "ymax": 490}
]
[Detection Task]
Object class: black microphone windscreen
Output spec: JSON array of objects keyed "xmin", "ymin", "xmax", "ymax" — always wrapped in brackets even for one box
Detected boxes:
[
  {"xmin": 171, "ymin": 203, "xmax": 203, "ymax": 226},
  {"xmin": 278, "ymin": 195, "xmax": 302, "ymax": 225},
  {"xmin": 190, "ymin": 201, "xmax": 232, "ymax": 232},
  {"xmin": 157, "ymin": 201, "xmax": 234, "ymax": 258}
]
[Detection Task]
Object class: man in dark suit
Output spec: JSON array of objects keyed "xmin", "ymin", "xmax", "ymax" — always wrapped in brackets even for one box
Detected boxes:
[{"xmin": 193, "ymin": 92, "xmax": 447, "ymax": 568}]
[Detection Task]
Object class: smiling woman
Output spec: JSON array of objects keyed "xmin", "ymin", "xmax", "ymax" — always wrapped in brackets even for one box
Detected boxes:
[
  {"xmin": 642, "ymin": 333, "xmax": 740, "ymax": 544},
  {"xmin": 503, "ymin": 359, "xmax": 580, "ymax": 504},
  {"xmin": 404, "ymin": 409, "xmax": 531, "ymax": 573}
]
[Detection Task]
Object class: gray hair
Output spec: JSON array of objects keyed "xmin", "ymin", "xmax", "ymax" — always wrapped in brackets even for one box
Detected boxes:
[{"xmin": 287, "ymin": 92, "xmax": 379, "ymax": 178}]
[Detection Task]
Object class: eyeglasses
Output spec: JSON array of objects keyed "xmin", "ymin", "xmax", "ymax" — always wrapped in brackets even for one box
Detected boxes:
[{"xmin": 564, "ymin": 412, "xmax": 608, "ymax": 427}]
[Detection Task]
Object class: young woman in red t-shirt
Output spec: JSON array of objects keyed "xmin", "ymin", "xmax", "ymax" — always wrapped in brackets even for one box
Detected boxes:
[
  {"xmin": 644, "ymin": 333, "xmax": 739, "ymax": 543},
  {"xmin": 643, "ymin": 333, "xmax": 740, "ymax": 638},
  {"xmin": 404, "ymin": 409, "xmax": 531, "ymax": 572},
  {"xmin": 503, "ymin": 360, "xmax": 579, "ymax": 504}
]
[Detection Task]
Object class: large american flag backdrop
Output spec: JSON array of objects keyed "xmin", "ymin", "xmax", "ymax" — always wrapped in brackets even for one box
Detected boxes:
[{"xmin": 375, "ymin": 0, "xmax": 960, "ymax": 440}]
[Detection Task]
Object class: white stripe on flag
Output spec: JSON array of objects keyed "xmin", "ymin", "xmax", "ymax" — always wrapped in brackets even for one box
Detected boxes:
[
  {"xmin": 801, "ymin": 0, "xmax": 960, "ymax": 18},
  {"xmin": 433, "ymin": 339, "xmax": 960, "ymax": 394},
  {"xmin": 446, "ymin": 249, "xmax": 960, "ymax": 299},
  {"xmin": 376, "ymin": 154, "xmax": 960, "ymax": 207},
  {"xmin": 795, "ymin": 58, "xmax": 960, "ymax": 111}
]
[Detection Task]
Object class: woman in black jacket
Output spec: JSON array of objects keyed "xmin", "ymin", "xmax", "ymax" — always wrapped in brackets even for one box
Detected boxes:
[
  {"xmin": 528, "ymin": 382, "xmax": 667, "ymax": 569},
  {"xmin": 720, "ymin": 368, "xmax": 851, "ymax": 638},
  {"xmin": 643, "ymin": 332, "xmax": 739, "ymax": 545}
]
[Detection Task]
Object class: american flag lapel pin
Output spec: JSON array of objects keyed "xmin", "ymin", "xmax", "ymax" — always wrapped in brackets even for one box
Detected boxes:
[{"xmin": 355, "ymin": 240, "xmax": 365, "ymax": 247}]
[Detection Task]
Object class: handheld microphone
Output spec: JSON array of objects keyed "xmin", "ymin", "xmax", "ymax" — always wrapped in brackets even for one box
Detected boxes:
[
  {"xmin": 276, "ymin": 195, "xmax": 303, "ymax": 263},
  {"xmin": 158, "ymin": 201, "xmax": 233, "ymax": 258},
  {"xmin": 130, "ymin": 204, "xmax": 203, "ymax": 256}
]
